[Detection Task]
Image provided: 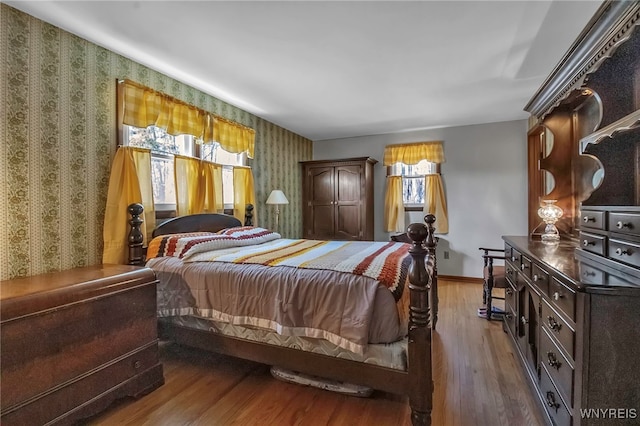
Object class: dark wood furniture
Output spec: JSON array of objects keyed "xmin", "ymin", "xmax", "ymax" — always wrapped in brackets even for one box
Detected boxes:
[
  {"xmin": 128, "ymin": 206, "xmax": 437, "ymax": 425},
  {"xmin": 0, "ymin": 265, "xmax": 164, "ymax": 425},
  {"xmin": 524, "ymin": 0, "xmax": 640, "ymax": 238},
  {"xmin": 503, "ymin": 237, "xmax": 640, "ymax": 426},
  {"xmin": 301, "ymin": 157, "xmax": 377, "ymax": 240},
  {"xmin": 512, "ymin": 2, "xmax": 640, "ymax": 424}
]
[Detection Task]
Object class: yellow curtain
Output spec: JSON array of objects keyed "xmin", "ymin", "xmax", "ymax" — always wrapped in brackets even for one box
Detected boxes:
[
  {"xmin": 424, "ymin": 174, "xmax": 449, "ymax": 233},
  {"xmin": 383, "ymin": 141, "xmax": 445, "ymax": 165},
  {"xmin": 233, "ymin": 167, "xmax": 256, "ymax": 225},
  {"xmin": 120, "ymin": 80, "xmax": 255, "ymax": 157},
  {"xmin": 103, "ymin": 147, "xmax": 154, "ymax": 264},
  {"xmin": 384, "ymin": 176, "xmax": 405, "ymax": 233},
  {"xmin": 174, "ymin": 155, "xmax": 201, "ymax": 216},
  {"xmin": 199, "ymin": 161, "xmax": 223, "ymax": 213}
]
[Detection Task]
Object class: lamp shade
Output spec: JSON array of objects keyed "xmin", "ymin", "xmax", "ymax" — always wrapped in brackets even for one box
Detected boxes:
[{"xmin": 266, "ymin": 190, "xmax": 289, "ymax": 205}]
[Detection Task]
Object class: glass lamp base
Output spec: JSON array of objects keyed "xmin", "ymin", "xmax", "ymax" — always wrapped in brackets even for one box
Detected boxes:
[{"xmin": 541, "ymin": 223, "xmax": 560, "ymax": 244}]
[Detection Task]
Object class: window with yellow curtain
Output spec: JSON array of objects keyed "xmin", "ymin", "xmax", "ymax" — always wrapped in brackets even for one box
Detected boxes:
[
  {"xmin": 117, "ymin": 79, "xmax": 255, "ymax": 216},
  {"xmin": 383, "ymin": 141, "xmax": 449, "ymax": 234}
]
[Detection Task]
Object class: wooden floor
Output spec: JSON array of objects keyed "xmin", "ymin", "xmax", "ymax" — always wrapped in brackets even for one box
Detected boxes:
[{"xmin": 87, "ymin": 279, "xmax": 546, "ymax": 426}]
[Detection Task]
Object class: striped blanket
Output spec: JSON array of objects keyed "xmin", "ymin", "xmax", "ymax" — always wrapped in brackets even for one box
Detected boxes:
[
  {"xmin": 146, "ymin": 226, "xmax": 411, "ymax": 301},
  {"xmin": 185, "ymin": 237, "xmax": 411, "ymax": 301}
]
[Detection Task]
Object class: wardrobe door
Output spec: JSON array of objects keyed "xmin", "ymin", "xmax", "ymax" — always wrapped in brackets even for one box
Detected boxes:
[
  {"xmin": 334, "ymin": 164, "xmax": 362, "ymax": 240},
  {"xmin": 305, "ymin": 165, "xmax": 335, "ymax": 239}
]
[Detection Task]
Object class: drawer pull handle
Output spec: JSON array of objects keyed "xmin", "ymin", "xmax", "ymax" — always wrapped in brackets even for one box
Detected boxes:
[
  {"xmin": 520, "ymin": 316, "xmax": 528, "ymax": 326},
  {"xmin": 547, "ymin": 351, "xmax": 562, "ymax": 370},
  {"xmin": 506, "ymin": 288, "xmax": 513, "ymax": 295},
  {"xmin": 521, "ymin": 264, "xmax": 529, "ymax": 271},
  {"xmin": 552, "ymin": 291, "xmax": 563, "ymax": 301},
  {"xmin": 546, "ymin": 391, "xmax": 560, "ymax": 412},
  {"xmin": 583, "ymin": 239, "xmax": 595, "ymax": 247},
  {"xmin": 583, "ymin": 216, "xmax": 595, "ymax": 223},
  {"xmin": 547, "ymin": 316, "xmax": 562, "ymax": 332},
  {"xmin": 615, "ymin": 247, "xmax": 631, "ymax": 256},
  {"xmin": 505, "ymin": 313, "xmax": 514, "ymax": 321},
  {"xmin": 583, "ymin": 270, "xmax": 596, "ymax": 277},
  {"xmin": 616, "ymin": 221, "xmax": 632, "ymax": 229},
  {"xmin": 134, "ymin": 360, "xmax": 142, "ymax": 369},
  {"xmin": 511, "ymin": 256, "xmax": 516, "ymax": 262},
  {"xmin": 533, "ymin": 274, "xmax": 539, "ymax": 282}
]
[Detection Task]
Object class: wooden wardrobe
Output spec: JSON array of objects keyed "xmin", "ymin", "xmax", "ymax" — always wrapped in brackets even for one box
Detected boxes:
[{"xmin": 301, "ymin": 157, "xmax": 377, "ymax": 241}]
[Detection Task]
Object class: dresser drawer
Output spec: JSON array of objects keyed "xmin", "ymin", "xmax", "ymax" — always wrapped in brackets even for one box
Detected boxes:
[
  {"xmin": 519, "ymin": 255, "xmax": 532, "ymax": 279},
  {"xmin": 507, "ymin": 247, "xmax": 521, "ymax": 265},
  {"xmin": 505, "ymin": 263, "xmax": 519, "ymax": 288},
  {"xmin": 540, "ymin": 364, "xmax": 572, "ymax": 426},
  {"xmin": 549, "ymin": 277, "xmax": 576, "ymax": 321},
  {"xmin": 579, "ymin": 231, "xmax": 607, "ymax": 256},
  {"xmin": 578, "ymin": 262, "xmax": 605, "ymax": 284},
  {"xmin": 581, "ymin": 209, "xmax": 606, "ymax": 230},
  {"xmin": 609, "ymin": 238, "xmax": 640, "ymax": 269},
  {"xmin": 542, "ymin": 299, "xmax": 575, "ymax": 359},
  {"xmin": 609, "ymin": 212, "xmax": 640, "ymax": 237},
  {"xmin": 540, "ymin": 327, "xmax": 573, "ymax": 407},
  {"xmin": 505, "ymin": 280, "xmax": 517, "ymax": 313},
  {"xmin": 531, "ymin": 264, "xmax": 549, "ymax": 295}
]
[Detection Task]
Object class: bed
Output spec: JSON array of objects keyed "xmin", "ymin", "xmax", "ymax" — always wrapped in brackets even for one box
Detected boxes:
[{"xmin": 126, "ymin": 204, "xmax": 437, "ymax": 425}]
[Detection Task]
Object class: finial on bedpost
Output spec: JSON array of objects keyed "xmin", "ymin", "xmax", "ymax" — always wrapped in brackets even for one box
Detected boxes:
[
  {"xmin": 244, "ymin": 204, "xmax": 254, "ymax": 226},
  {"xmin": 407, "ymin": 219, "xmax": 434, "ymax": 426},
  {"xmin": 128, "ymin": 203, "xmax": 145, "ymax": 266}
]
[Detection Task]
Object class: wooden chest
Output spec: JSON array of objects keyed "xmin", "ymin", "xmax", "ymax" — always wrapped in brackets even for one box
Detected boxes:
[{"xmin": 0, "ymin": 265, "xmax": 164, "ymax": 425}]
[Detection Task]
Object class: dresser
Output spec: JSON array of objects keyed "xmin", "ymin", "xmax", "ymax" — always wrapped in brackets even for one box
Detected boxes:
[
  {"xmin": 0, "ymin": 265, "xmax": 164, "ymax": 425},
  {"xmin": 515, "ymin": 2, "xmax": 640, "ymax": 424},
  {"xmin": 503, "ymin": 237, "xmax": 640, "ymax": 426},
  {"xmin": 301, "ymin": 157, "xmax": 377, "ymax": 240}
]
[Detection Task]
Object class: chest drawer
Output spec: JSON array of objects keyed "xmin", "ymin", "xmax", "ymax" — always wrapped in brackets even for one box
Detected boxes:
[
  {"xmin": 549, "ymin": 277, "xmax": 576, "ymax": 322},
  {"xmin": 609, "ymin": 212, "xmax": 640, "ymax": 237},
  {"xmin": 542, "ymin": 299, "xmax": 575, "ymax": 359},
  {"xmin": 578, "ymin": 262, "xmax": 606, "ymax": 284},
  {"xmin": 609, "ymin": 238, "xmax": 640, "ymax": 269},
  {"xmin": 581, "ymin": 209, "xmax": 606, "ymax": 230},
  {"xmin": 531, "ymin": 264, "xmax": 549, "ymax": 295},
  {"xmin": 519, "ymin": 255, "xmax": 532, "ymax": 279},
  {"xmin": 580, "ymin": 231, "xmax": 607, "ymax": 256},
  {"xmin": 540, "ymin": 327, "xmax": 574, "ymax": 407},
  {"xmin": 505, "ymin": 280, "xmax": 517, "ymax": 313},
  {"xmin": 540, "ymin": 364, "xmax": 572, "ymax": 426}
]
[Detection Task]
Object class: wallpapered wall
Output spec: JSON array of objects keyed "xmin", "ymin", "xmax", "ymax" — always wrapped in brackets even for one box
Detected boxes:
[{"xmin": 0, "ymin": 5, "xmax": 312, "ymax": 280}]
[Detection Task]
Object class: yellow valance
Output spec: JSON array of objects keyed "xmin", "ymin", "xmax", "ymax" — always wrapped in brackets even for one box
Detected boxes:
[
  {"xmin": 383, "ymin": 141, "xmax": 445, "ymax": 166},
  {"xmin": 119, "ymin": 79, "xmax": 255, "ymax": 158}
]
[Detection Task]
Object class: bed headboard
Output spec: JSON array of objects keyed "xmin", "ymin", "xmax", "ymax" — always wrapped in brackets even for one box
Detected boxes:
[
  {"xmin": 151, "ymin": 213, "xmax": 241, "ymax": 238},
  {"xmin": 126, "ymin": 203, "xmax": 252, "ymax": 265}
]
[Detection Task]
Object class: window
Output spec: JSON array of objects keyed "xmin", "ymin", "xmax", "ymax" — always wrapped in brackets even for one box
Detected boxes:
[
  {"xmin": 123, "ymin": 125, "xmax": 245, "ymax": 212},
  {"xmin": 389, "ymin": 160, "xmax": 439, "ymax": 208}
]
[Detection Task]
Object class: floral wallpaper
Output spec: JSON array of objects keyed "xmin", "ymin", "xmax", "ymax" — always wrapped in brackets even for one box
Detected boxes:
[{"xmin": 0, "ymin": 4, "xmax": 312, "ymax": 279}]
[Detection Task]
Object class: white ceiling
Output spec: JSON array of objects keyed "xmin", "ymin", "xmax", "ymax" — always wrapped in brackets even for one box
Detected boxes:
[{"xmin": 6, "ymin": 1, "xmax": 602, "ymax": 141}]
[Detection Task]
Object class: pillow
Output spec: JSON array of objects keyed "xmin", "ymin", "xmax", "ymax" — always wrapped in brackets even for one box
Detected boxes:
[{"xmin": 146, "ymin": 227, "xmax": 281, "ymax": 261}]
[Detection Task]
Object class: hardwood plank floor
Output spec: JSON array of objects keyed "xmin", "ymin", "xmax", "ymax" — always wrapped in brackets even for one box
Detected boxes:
[{"xmin": 87, "ymin": 279, "xmax": 546, "ymax": 425}]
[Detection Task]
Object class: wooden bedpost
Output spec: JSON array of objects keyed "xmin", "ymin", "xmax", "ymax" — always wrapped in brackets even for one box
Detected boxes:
[
  {"xmin": 127, "ymin": 203, "xmax": 145, "ymax": 266},
  {"xmin": 244, "ymin": 204, "xmax": 254, "ymax": 226},
  {"xmin": 425, "ymin": 214, "xmax": 438, "ymax": 330},
  {"xmin": 407, "ymin": 215, "xmax": 435, "ymax": 426}
]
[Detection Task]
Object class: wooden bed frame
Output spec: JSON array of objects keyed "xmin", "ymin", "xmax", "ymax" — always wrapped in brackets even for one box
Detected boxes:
[{"xmin": 127, "ymin": 204, "xmax": 437, "ymax": 425}]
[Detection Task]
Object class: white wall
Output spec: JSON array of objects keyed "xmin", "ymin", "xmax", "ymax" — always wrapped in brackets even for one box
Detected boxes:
[{"xmin": 313, "ymin": 119, "xmax": 529, "ymax": 279}]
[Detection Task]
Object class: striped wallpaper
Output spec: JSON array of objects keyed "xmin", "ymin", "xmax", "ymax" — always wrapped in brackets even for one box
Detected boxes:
[{"xmin": 0, "ymin": 4, "xmax": 312, "ymax": 279}]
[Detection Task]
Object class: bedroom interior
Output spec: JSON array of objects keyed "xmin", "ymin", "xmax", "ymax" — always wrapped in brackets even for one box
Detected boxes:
[{"xmin": 1, "ymin": 1, "xmax": 639, "ymax": 425}]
